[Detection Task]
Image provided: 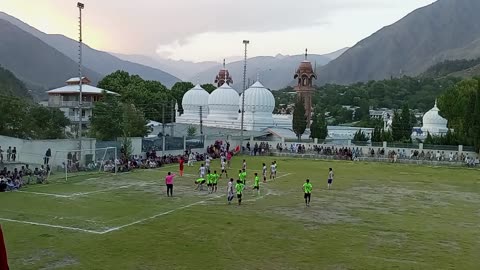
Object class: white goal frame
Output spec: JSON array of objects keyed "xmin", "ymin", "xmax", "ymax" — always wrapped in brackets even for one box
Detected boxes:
[{"xmin": 49, "ymin": 147, "xmax": 118, "ymax": 181}]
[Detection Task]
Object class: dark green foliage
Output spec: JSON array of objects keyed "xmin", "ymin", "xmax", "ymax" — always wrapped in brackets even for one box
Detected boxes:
[
  {"xmin": 422, "ymin": 58, "xmax": 480, "ymax": 78},
  {"xmin": 310, "ymin": 107, "xmax": 328, "ymax": 140},
  {"xmin": 201, "ymin": 84, "xmax": 216, "ymax": 94},
  {"xmin": 90, "ymin": 93, "xmax": 148, "ymax": 141},
  {"xmin": 0, "ymin": 66, "xmax": 30, "ymax": 98},
  {"xmin": 353, "ymin": 129, "xmax": 368, "ymax": 142},
  {"xmin": 292, "ymin": 98, "xmax": 307, "ymax": 140},
  {"xmin": 171, "ymin": 82, "xmax": 195, "ymax": 115},
  {"xmin": 0, "ymin": 97, "xmax": 69, "ymax": 139},
  {"xmin": 273, "ymin": 76, "xmax": 460, "ymax": 125},
  {"xmin": 97, "ymin": 70, "xmax": 175, "ymax": 123}
]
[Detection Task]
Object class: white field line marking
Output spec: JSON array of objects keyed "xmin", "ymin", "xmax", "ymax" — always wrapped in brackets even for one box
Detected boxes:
[
  {"xmin": 16, "ymin": 191, "xmax": 71, "ymax": 198},
  {"xmin": 18, "ymin": 185, "xmax": 131, "ymax": 198},
  {"xmin": 0, "ymin": 217, "xmax": 103, "ymax": 234},
  {"xmin": 100, "ymin": 194, "xmax": 224, "ymax": 234}
]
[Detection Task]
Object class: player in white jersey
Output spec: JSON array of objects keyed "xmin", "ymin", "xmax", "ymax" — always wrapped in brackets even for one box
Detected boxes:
[
  {"xmin": 270, "ymin": 162, "xmax": 276, "ymax": 180},
  {"xmin": 220, "ymin": 160, "xmax": 228, "ymax": 178},
  {"xmin": 262, "ymin": 163, "xmax": 267, "ymax": 182},
  {"xmin": 327, "ymin": 167, "xmax": 334, "ymax": 189},
  {"xmin": 227, "ymin": 178, "xmax": 235, "ymax": 204},
  {"xmin": 205, "ymin": 157, "xmax": 211, "ymax": 171},
  {"xmin": 242, "ymin": 159, "xmax": 247, "ymax": 171},
  {"xmin": 199, "ymin": 164, "xmax": 206, "ymax": 178}
]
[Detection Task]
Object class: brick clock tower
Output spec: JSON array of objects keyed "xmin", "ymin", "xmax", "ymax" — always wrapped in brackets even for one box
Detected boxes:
[
  {"xmin": 214, "ymin": 59, "xmax": 233, "ymax": 87},
  {"xmin": 294, "ymin": 49, "xmax": 316, "ymax": 128}
]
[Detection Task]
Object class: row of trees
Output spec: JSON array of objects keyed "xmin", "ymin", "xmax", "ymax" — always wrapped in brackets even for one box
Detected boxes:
[
  {"xmin": 91, "ymin": 70, "xmax": 216, "ymax": 141},
  {"xmin": 0, "ymin": 66, "xmax": 70, "ymax": 139},
  {"xmin": 274, "ymin": 76, "xmax": 461, "ymax": 126}
]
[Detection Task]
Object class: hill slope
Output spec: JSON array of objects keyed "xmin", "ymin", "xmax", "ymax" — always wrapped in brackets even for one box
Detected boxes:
[
  {"xmin": 0, "ymin": 19, "xmax": 102, "ymax": 99},
  {"xmin": 0, "ymin": 66, "xmax": 31, "ymax": 98},
  {"xmin": 0, "ymin": 12, "xmax": 180, "ymax": 88},
  {"xmin": 318, "ymin": 0, "xmax": 480, "ymax": 85},
  {"xmin": 192, "ymin": 53, "xmax": 335, "ymax": 91}
]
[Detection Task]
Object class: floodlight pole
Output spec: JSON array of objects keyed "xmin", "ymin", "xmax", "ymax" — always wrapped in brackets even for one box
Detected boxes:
[
  {"xmin": 240, "ymin": 40, "xmax": 249, "ymax": 152},
  {"xmin": 77, "ymin": 2, "xmax": 84, "ymax": 159}
]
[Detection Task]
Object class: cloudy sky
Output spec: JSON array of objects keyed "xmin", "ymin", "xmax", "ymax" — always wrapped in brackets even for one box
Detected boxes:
[{"xmin": 2, "ymin": 0, "xmax": 436, "ymax": 62}]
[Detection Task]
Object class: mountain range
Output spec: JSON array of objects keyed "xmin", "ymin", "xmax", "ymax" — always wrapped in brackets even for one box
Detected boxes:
[
  {"xmin": 189, "ymin": 49, "xmax": 349, "ymax": 91},
  {"xmin": 0, "ymin": 12, "xmax": 180, "ymax": 98},
  {"xmin": 318, "ymin": 0, "xmax": 480, "ymax": 85}
]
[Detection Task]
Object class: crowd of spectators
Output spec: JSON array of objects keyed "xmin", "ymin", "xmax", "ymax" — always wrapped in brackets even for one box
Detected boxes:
[
  {"xmin": 0, "ymin": 164, "xmax": 49, "ymax": 192},
  {"xmin": 272, "ymin": 143, "xmax": 479, "ymax": 166},
  {"xmin": 246, "ymin": 142, "xmax": 270, "ymax": 156}
]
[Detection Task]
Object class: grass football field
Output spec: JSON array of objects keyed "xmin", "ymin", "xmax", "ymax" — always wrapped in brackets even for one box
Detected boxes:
[{"xmin": 0, "ymin": 156, "xmax": 479, "ymax": 270}]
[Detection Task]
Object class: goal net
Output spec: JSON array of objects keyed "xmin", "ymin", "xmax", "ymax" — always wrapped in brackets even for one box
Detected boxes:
[{"xmin": 48, "ymin": 147, "xmax": 118, "ymax": 182}]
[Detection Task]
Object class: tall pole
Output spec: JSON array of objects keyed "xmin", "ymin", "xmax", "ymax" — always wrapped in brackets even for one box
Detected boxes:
[
  {"xmin": 77, "ymin": 2, "xmax": 84, "ymax": 158},
  {"xmin": 199, "ymin": 106, "xmax": 203, "ymax": 135},
  {"xmin": 241, "ymin": 40, "xmax": 249, "ymax": 151}
]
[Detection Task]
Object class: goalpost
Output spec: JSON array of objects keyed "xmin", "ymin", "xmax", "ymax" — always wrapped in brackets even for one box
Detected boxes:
[{"xmin": 48, "ymin": 147, "xmax": 118, "ymax": 181}]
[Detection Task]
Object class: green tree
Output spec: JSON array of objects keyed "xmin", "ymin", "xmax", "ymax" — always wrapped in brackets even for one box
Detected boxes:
[
  {"xmin": 171, "ymin": 82, "xmax": 195, "ymax": 114},
  {"xmin": 292, "ymin": 98, "xmax": 307, "ymax": 140},
  {"xmin": 201, "ymin": 84, "xmax": 216, "ymax": 94},
  {"xmin": 98, "ymin": 71, "xmax": 174, "ymax": 123},
  {"xmin": 353, "ymin": 129, "xmax": 368, "ymax": 142},
  {"xmin": 28, "ymin": 106, "xmax": 70, "ymax": 139},
  {"xmin": 391, "ymin": 110, "xmax": 403, "ymax": 141},
  {"xmin": 310, "ymin": 107, "xmax": 328, "ymax": 140},
  {"xmin": 400, "ymin": 103, "xmax": 413, "ymax": 141},
  {"xmin": 187, "ymin": 125, "xmax": 197, "ymax": 137},
  {"xmin": 90, "ymin": 93, "xmax": 148, "ymax": 141}
]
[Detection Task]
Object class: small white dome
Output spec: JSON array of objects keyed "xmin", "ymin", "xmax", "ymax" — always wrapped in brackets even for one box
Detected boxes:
[
  {"xmin": 423, "ymin": 101, "xmax": 447, "ymax": 127},
  {"xmin": 182, "ymin": 84, "xmax": 209, "ymax": 115},
  {"xmin": 239, "ymin": 81, "xmax": 275, "ymax": 113},
  {"xmin": 208, "ymin": 83, "xmax": 239, "ymax": 119}
]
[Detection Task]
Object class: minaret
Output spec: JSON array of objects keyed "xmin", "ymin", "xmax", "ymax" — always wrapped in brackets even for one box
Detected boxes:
[
  {"xmin": 214, "ymin": 59, "xmax": 233, "ymax": 87},
  {"xmin": 294, "ymin": 48, "xmax": 317, "ymax": 128}
]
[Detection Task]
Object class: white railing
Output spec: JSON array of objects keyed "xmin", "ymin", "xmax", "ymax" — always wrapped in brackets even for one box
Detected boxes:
[{"xmin": 48, "ymin": 101, "xmax": 93, "ymax": 108}]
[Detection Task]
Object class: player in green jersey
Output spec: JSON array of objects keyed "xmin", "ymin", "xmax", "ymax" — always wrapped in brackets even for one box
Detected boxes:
[
  {"xmin": 235, "ymin": 179, "xmax": 245, "ymax": 205},
  {"xmin": 195, "ymin": 177, "xmax": 206, "ymax": 191},
  {"xmin": 253, "ymin": 172, "xmax": 260, "ymax": 195},
  {"xmin": 303, "ymin": 179, "xmax": 313, "ymax": 207},
  {"xmin": 212, "ymin": 170, "xmax": 219, "ymax": 193}
]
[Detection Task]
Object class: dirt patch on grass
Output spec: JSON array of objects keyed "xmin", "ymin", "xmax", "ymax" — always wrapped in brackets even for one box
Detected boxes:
[
  {"xmin": 40, "ymin": 256, "xmax": 78, "ymax": 270},
  {"xmin": 268, "ymin": 184, "xmax": 480, "ymax": 226}
]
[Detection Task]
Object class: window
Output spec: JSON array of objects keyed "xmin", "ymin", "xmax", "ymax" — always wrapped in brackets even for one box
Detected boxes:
[
  {"xmin": 81, "ymin": 109, "xmax": 86, "ymax": 117},
  {"xmin": 69, "ymin": 109, "xmax": 75, "ymax": 116}
]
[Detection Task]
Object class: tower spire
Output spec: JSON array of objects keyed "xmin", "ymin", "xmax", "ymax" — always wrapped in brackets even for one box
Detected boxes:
[
  {"xmin": 305, "ymin": 48, "xmax": 308, "ymax": 60},
  {"xmin": 224, "ymin": 60, "xmax": 227, "ymax": 84}
]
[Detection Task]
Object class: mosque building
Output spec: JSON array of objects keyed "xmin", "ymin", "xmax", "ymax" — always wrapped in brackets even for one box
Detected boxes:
[
  {"xmin": 176, "ymin": 61, "xmax": 294, "ymax": 131},
  {"xmin": 411, "ymin": 100, "xmax": 450, "ymax": 139}
]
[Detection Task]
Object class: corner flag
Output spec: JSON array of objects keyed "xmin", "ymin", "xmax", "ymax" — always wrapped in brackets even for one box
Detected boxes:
[{"xmin": 0, "ymin": 225, "xmax": 8, "ymax": 270}]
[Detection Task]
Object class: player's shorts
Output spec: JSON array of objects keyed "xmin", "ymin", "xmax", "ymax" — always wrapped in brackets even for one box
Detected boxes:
[
  {"xmin": 237, "ymin": 194, "xmax": 242, "ymax": 199},
  {"xmin": 328, "ymin": 179, "xmax": 333, "ymax": 184},
  {"xmin": 222, "ymin": 169, "xmax": 227, "ymax": 173},
  {"xmin": 253, "ymin": 186, "xmax": 259, "ymax": 190},
  {"xmin": 213, "ymin": 182, "xmax": 218, "ymax": 186},
  {"xmin": 207, "ymin": 183, "xmax": 212, "ymax": 187},
  {"xmin": 304, "ymin": 193, "xmax": 311, "ymax": 199}
]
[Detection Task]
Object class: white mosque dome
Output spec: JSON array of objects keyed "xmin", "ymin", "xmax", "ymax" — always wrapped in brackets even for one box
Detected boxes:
[
  {"xmin": 208, "ymin": 83, "xmax": 239, "ymax": 119},
  {"xmin": 423, "ymin": 101, "xmax": 447, "ymax": 127},
  {"xmin": 239, "ymin": 81, "xmax": 275, "ymax": 113},
  {"xmin": 182, "ymin": 84, "xmax": 209, "ymax": 115},
  {"xmin": 421, "ymin": 100, "xmax": 448, "ymax": 134}
]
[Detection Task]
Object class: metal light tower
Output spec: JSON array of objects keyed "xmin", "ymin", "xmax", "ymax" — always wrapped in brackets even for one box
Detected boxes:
[
  {"xmin": 77, "ymin": 2, "xmax": 84, "ymax": 142},
  {"xmin": 240, "ymin": 40, "xmax": 249, "ymax": 151}
]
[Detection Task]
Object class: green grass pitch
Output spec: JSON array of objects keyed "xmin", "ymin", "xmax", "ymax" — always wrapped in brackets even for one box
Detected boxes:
[{"xmin": 1, "ymin": 156, "xmax": 479, "ymax": 269}]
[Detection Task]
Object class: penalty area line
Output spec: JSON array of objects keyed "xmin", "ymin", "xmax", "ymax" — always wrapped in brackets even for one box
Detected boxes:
[
  {"xmin": 100, "ymin": 194, "xmax": 224, "ymax": 234},
  {"xmin": 0, "ymin": 217, "xmax": 103, "ymax": 234},
  {"xmin": 18, "ymin": 185, "xmax": 132, "ymax": 198}
]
